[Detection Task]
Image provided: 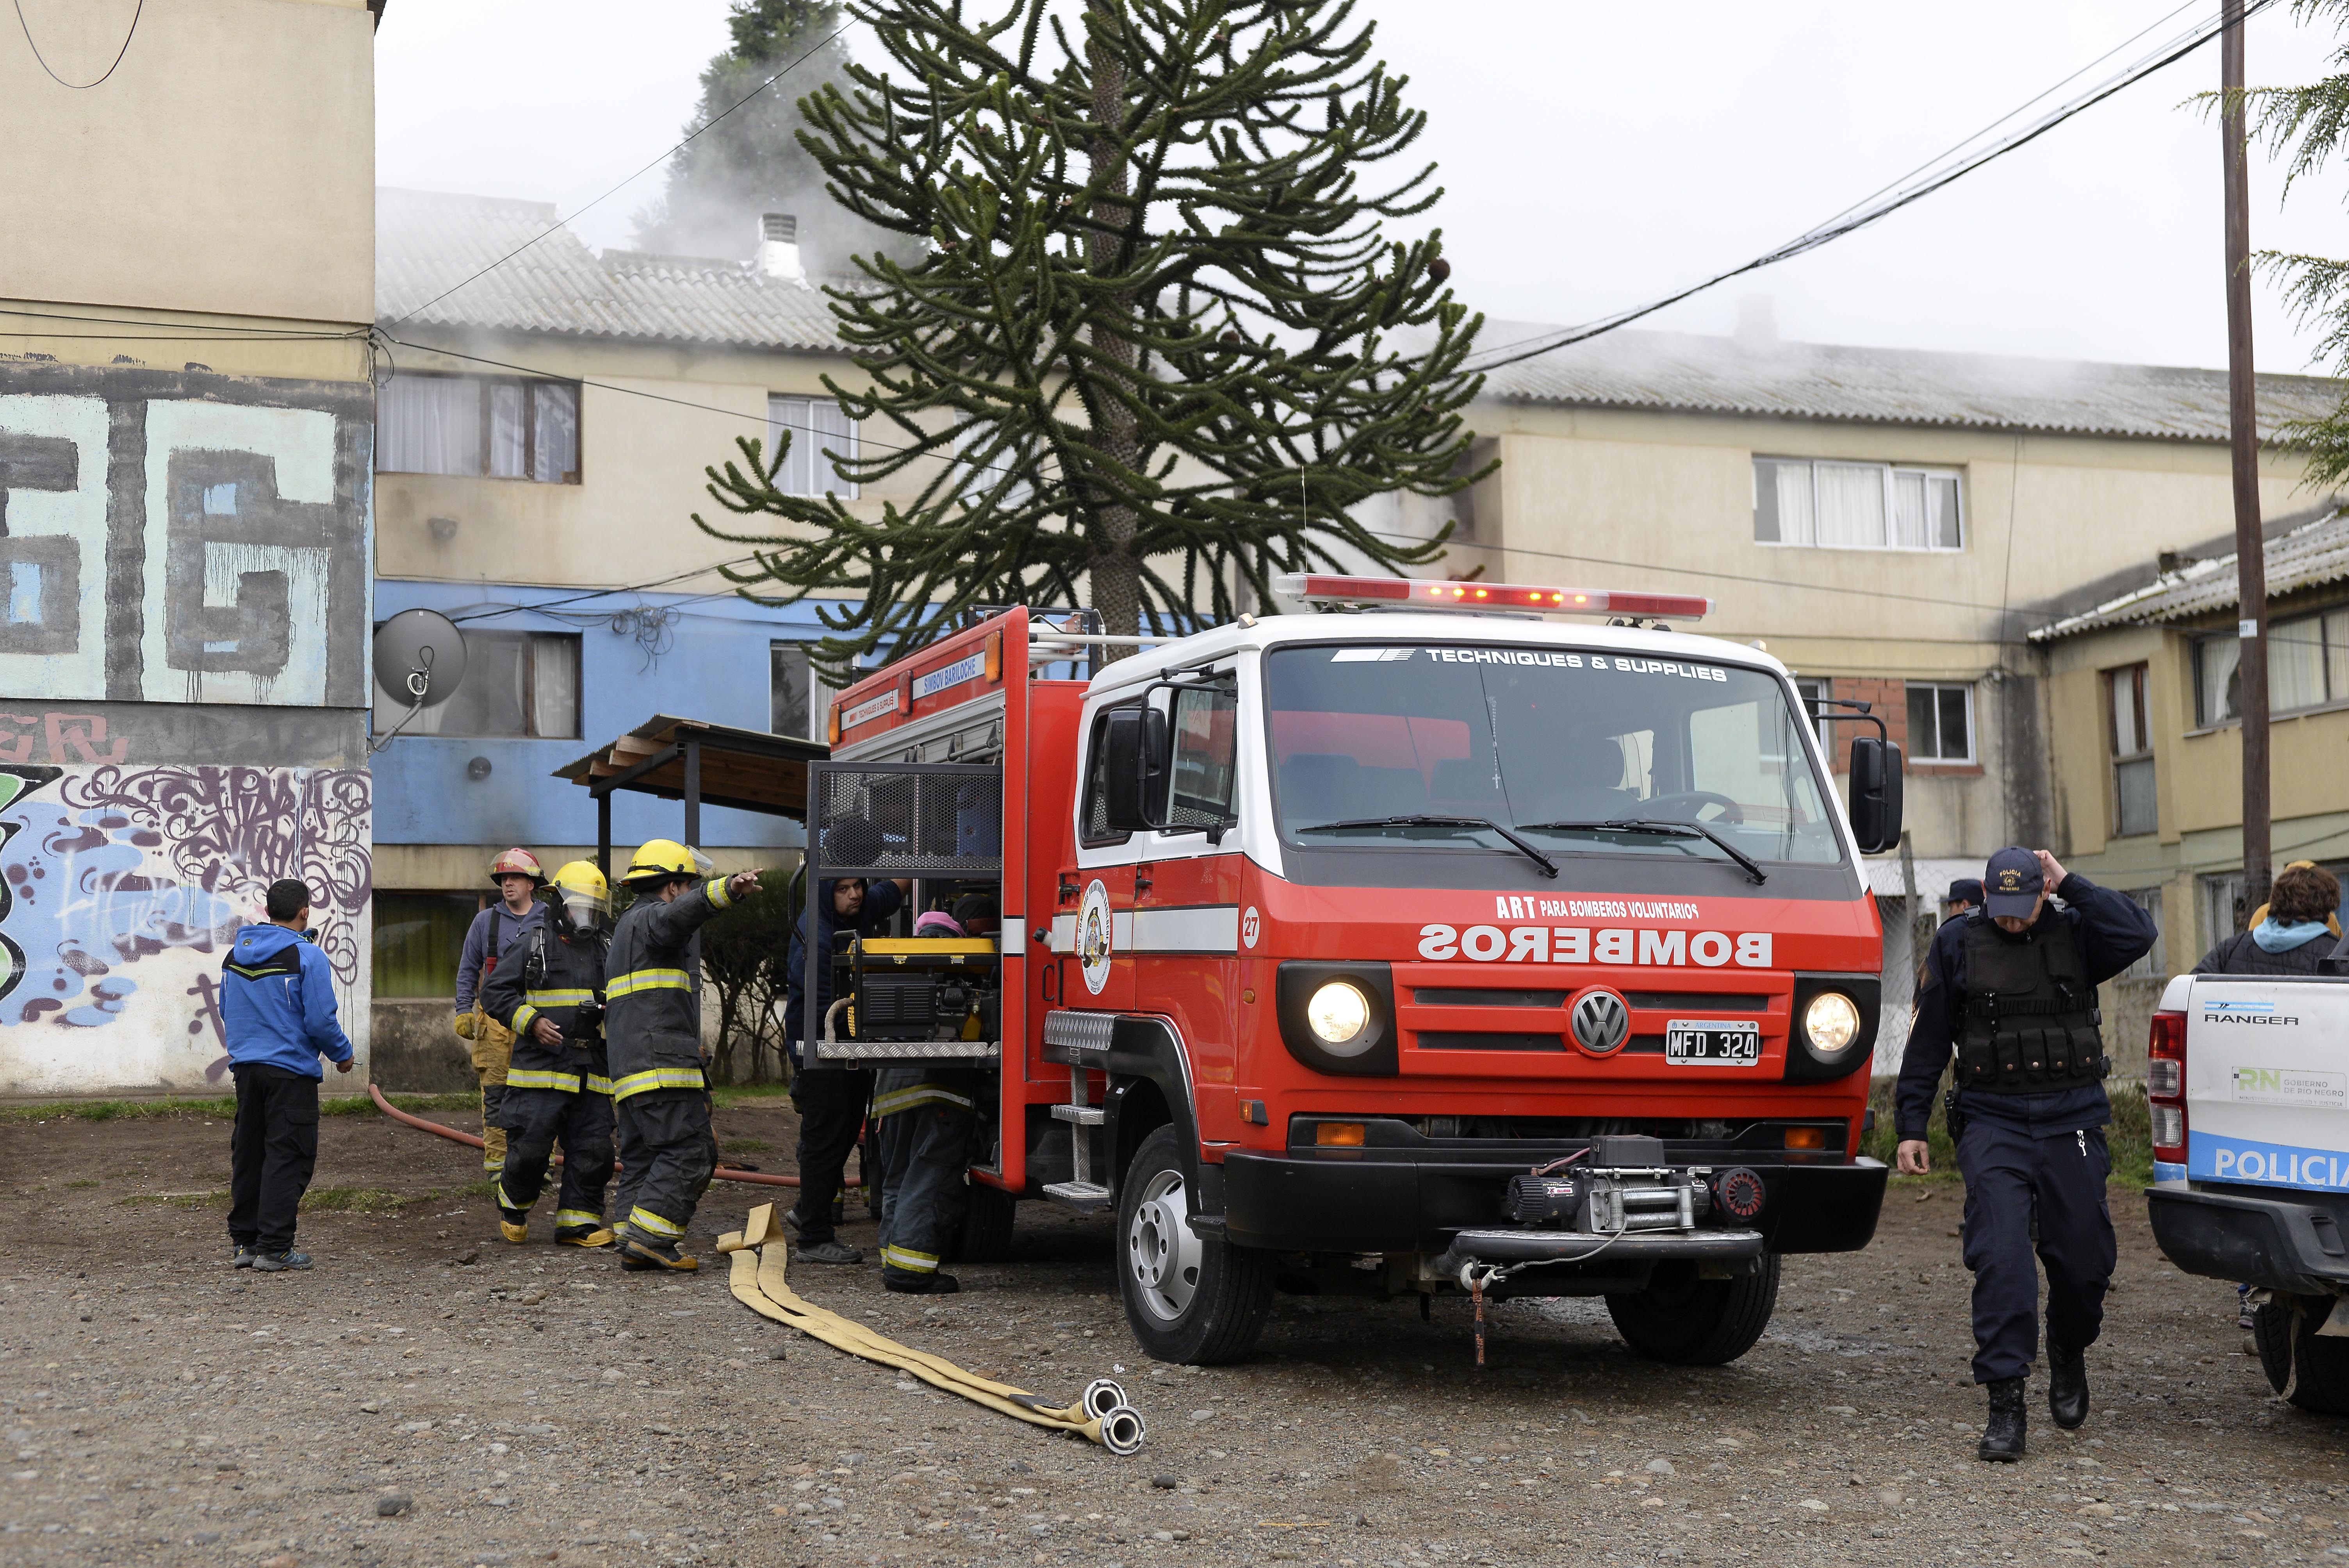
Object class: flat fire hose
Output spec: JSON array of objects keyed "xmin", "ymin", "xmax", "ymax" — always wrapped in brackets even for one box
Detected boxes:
[{"xmin": 716, "ymin": 1202, "xmax": 1145, "ymax": 1454}]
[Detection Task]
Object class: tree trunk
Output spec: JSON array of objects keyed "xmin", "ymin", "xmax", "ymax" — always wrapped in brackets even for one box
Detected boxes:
[{"xmin": 1085, "ymin": 0, "xmax": 1142, "ymax": 650}]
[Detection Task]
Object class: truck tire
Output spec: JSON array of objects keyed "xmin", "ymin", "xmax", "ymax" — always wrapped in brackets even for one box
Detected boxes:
[
  {"xmin": 1605, "ymin": 1254, "xmax": 1782, "ymax": 1367},
  {"xmin": 1116, "ymin": 1124, "xmax": 1275, "ymax": 1365},
  {"xmin": 954, "ymin": 1181, "xmax": 1018, "ymax": 1263},
  {"xmin": 2258, "ymin": 1296, "xmax": 2349, "ymax": 1415}
]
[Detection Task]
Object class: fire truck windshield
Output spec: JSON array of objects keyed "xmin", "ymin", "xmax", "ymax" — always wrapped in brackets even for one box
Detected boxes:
[{"xmin": 1266, "ymin": 643, "xmax": 1843, "ymax": 871}]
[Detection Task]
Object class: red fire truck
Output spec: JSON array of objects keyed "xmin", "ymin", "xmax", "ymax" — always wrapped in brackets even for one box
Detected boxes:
[{"xmin": 805, "ymin": 576, "xmax": 1899, "ymax": 1365}]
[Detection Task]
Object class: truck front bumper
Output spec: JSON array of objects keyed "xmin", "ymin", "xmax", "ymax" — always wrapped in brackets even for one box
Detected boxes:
[
  {"xmin": 1221, "ymin": 1148, "xmax": 1885, "ymax": 1256},
  {"xmin": 2145, "ymin": 1179, "xmax": 2349, "ymax": 1295}
]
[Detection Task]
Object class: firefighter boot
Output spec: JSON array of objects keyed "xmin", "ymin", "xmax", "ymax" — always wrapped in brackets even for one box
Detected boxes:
[
  {"xmin": 620, "ymin": 1235, "xmax": 700, "ymax": 1272},
  {"xmin": 1978, "ymin": 1377, "xmax": 2026, "ymax": 1462},
  {"xmin": 556, "ymin": 1226, "xmax": 616, "ymax": 1248},
  {"xmin": 883, "ymin": 1269, "xmax": 961, "ymax": 1296},
  {"xmin": 499, "ymin": 1210, "xmax": 530, "ymax": 1245},
  {"xmin": 2048, "ymin": 1343, "xmax": 2090, "ymax": 1430}
]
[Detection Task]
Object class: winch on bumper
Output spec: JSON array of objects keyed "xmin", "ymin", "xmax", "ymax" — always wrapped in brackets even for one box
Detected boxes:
[{"xmin": 1220, "ymin": 1121, "xmax": 1887, "ymax": 1263}]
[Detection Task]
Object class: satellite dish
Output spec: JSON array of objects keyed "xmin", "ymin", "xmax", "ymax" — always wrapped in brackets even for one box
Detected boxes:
[{"xmin": 372, "ymin": 609, "xmax": 467, "ymax": 708}]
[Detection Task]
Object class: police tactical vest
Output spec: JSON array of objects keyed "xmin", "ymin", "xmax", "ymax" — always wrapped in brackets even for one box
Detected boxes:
[{"xmin": 1956, "ymin": 916, "xmax": 2111, "ymax": 1092}]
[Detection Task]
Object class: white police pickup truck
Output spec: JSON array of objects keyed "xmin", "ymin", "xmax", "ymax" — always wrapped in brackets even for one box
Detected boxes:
[{"xmin": 2144, "ymin": 973, "xmax": 2349, "ymax": 1413}]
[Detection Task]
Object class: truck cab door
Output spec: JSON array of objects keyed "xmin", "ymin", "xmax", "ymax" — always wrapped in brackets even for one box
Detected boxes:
[{"xmin": 1064, "ymin": 702, "xmax": 1141, "ymax": 1012}]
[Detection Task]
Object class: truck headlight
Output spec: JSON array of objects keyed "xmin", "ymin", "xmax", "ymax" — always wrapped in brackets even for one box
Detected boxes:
[
  {"xmin": 1804, "ymin": 990, "xmax": 1861, "ymax": 1055},
  {"xmin": 1307, "ymin": 980, "xmax": 1372, "ymax": 1052}
]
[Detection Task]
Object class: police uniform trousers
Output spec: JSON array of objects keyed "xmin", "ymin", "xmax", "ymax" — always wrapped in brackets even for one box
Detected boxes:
[
  {"xmin": 872, "ymin": 1068, "xmax": 977, "ymax": 1283},
  {"xmin": 791, "ymin": 1065, "xmax": 869, "ymax": 1245},
  {"xmin": 613, "ymin": 1088, "xmax": 717, "ymax": 1249},
  {"xmin": 497, "ymin": 1084, "xmax": 615, "ymax": 1233},
  {"xmin": 1957, "ymin": 1113, "xmax": 2117, "ymax": 1384}
]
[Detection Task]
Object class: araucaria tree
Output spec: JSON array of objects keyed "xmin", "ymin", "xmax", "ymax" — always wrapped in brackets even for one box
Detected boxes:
[{"xmin": 694, "ymin": 0, "xmax": 1488, "ymax": 676}]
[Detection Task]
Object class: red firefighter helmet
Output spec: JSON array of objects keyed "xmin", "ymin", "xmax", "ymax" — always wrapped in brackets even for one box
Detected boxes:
[{"xmin": 487, "ymin": 847, "xmax": 546, "ymax": 886}]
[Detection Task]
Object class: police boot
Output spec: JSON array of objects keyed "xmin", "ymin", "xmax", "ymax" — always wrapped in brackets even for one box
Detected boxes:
[
  {"xmin": 2048, "ymin": 1343, "xmax": 2090, "ymax": 1431},
  {"xmin": 1978, "ymin": 1376, "xmax": 2026, "ymax": 1463}
]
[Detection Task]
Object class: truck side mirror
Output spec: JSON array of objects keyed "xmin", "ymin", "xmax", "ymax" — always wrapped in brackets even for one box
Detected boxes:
[
  {"xmin": 1848, "ymin": 735, "xmax": 1904, "ymax": 854},
  {"xmin": 1100, "ymin": 706, "xmax": 1167, "ymax": 833}
]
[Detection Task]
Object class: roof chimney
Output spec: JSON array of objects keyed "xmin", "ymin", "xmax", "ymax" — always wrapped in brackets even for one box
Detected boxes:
[{"xmin": 756, "ymin": 212, "xmax": 806, "ymax": 284}]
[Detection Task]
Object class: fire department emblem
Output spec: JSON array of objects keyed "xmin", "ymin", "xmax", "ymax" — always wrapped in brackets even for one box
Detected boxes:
[{"xmin": 1078, "ymin": 878, "xmax": 1114, "ymax": 995}]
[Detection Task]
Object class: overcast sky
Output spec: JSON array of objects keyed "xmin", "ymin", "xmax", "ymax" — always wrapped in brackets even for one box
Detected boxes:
[{"xmin": 377, "ymin": 0, "xmax": 2349, "ymax": 374}]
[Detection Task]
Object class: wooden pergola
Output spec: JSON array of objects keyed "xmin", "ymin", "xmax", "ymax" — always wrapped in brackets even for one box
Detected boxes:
[{"xmin": 554, "ymin": 714, "xmax": 829, "ymax": 875}]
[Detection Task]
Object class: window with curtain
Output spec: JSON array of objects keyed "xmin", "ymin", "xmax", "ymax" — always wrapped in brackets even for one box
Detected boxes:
[
  {"xmin": 1905, "ymin": 681, "xmax": 1975, "ymax": 762},
  {"xmin": 2107, "ymin": 662, "xmax": 2155, "ymax": 837},
  {"xmin": 2196, "ymin": 606, "xmax": 2349, "ymax": 725},
  {"xmin": 370, "ymin": 628, "xmax": 580, "ymax": 738},
  {"xmin": 1754, "ymin": 458, "xmax": 1962, "ymax": 550},
  {"xmin": 771, "ymin": 641, "xmax": 824, "ymax": 740},
  {"xmin": 378, "ymin": 374, "xmax": 580, "ymax": 483},
  {"xmin": 766, "ymin": 396, "xmax": 861, "ymax": 497},
  {"xmin": 2116, "ymin": 886, "xmax": 2166, "ymax": 979}
]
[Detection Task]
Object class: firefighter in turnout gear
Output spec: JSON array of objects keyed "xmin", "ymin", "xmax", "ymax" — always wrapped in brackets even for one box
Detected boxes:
[
  {"xmin": 454, "ymin": 848, "xmax": 547, "ymax": 1176},
  {"xmin": 1896, "ymin": 847, "xmax": 2157, "ymax": 1463},
  {"xmin": 480, "ymin": 861, "xmax": 618, "ymax": 1247},
  {"xmin": 604, "ymin": 839, "xmax": 759, "ymax": 1271}
]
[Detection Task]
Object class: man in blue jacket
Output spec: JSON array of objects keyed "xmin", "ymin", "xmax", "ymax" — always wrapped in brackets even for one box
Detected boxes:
[
  {"xmin": 1895, "ymin": 848, "xmax": 2157, "ymax": 1461},
  {"xmin": 221, "ymin": 878, "xmax": 356, "ymax": 1272}
]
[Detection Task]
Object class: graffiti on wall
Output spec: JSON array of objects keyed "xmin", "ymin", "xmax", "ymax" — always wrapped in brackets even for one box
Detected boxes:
[
  {"xmin": 0, "ymin": 764, "xmax": 372, "ymax": 1096},
  {"xmin": 0, "ymin": 362, "xmax": 372, "ymax": 708}
]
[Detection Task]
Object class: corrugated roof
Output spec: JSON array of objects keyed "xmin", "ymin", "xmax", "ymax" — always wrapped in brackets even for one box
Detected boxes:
[
  {"xmin": 2031, "ymin": 508, "xmax": 2349, "ymax": 640},
  {"xmin": 1476, "ymin": 324, "xmax": 2344, "ymax": 443},
  {"xmin": 376, "ymin": 187, "xmax": 846, "ymax": 353}
]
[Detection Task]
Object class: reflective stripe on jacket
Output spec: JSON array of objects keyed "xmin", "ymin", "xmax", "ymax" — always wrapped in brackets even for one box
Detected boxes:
[
  {"xmin": 480, "ymin": 919, "xmax": 611, "ymax": 1094},
  {"xmin": 603, "ymin": 879, "xmax": 733, "ymax": 1101}
]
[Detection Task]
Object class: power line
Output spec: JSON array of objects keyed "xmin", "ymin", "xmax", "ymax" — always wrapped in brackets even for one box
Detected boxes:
[
  {"xmin": 13, "ymin": 0, "xmax": 142, "ymax": 89},
  {"xmin": 389, "ymin": 21, "xmax": 855, "ymax": 324},
  {"xmin": 1460, "ymin": 0, "xmax": 2285, "ymax": 375}
]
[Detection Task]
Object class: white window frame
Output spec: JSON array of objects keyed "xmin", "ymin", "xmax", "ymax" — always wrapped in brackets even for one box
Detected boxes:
[
  {"xmin": 1753, "ymin": 457, "xmax": 1964, "ymax": 551},
  {"xmin": 1905, "ymin": 681, "xmax": 1977, "ymax": 764},
  {"xmin": 765, "ymin": 396, "xmax": 861, "ymax": 499}
]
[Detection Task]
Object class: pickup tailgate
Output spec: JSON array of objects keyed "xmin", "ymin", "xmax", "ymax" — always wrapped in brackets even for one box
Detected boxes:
[{"xmin": 2184, "ymin": 975, "xmax": 2349, "ymax": 1192}]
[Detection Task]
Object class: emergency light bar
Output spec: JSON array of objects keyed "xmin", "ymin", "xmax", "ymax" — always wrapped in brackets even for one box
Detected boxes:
[{"xmin": 1272, "ymin": 573, "xmax": 1713, "ymax": 621}]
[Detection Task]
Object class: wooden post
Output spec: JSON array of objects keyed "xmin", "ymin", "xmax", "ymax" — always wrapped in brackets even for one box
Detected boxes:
[{"xmin": 2224, "ymin": 0, "xmax": 2273, "ymax": 919}]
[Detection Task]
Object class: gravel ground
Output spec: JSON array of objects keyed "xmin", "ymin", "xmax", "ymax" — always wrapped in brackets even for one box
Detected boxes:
[{"xmin": 3, "ymin": 1097, "xmax": 2346, "ymax": 1568}]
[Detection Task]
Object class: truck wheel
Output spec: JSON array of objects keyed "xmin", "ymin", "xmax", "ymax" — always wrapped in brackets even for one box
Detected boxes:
[
  {"xmin": 1116, "ymin": 1124, "xmax": 1275, "ymax": 1365},
  {"xmin": 953, "ymin": 1182, "xmax": 1018, "ymax": 1263},
  {"xmin": 2262, "ymin": 1296, "xmax": 2349, "ymax": 1415},
  {"xmin": 1605, "ymin": 1254, "xmax": 1782, "ymax": 1367}
]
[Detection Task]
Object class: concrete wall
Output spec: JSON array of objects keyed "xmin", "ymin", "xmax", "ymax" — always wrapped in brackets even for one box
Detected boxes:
[
  {"xmin": 0, "ymin": 0, "xmax": 374, "ymax": 326},
  {"xmin": 0, "ymin": 361, "xmax": 375, "ymax": 1097}
]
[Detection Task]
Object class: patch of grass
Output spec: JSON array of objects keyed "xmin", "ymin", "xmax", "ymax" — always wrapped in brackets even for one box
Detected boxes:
[
  {"xmin": 709, "ymin": 1081, "xmax": 795, "ymax": 1108},
  {"xmin": 119, "ymin": 1190, "xmax": 228, "ymax": 1210},
  {"xmin": 2, "ymin": 1089, "xmax": 479, "ymax": 1123},
  {"xmin": 721, "ymin": 1137, "xmax": 772, "ymax": 1155},
  {"xmin": 299, "ymin": 1186, "xmax": 410, "ymax": 1213},
  {"xmin": 1864, "ymin": 1074, "xmax": 2156, "ymax": 1188},
  {"xmin": 64, "ymin": 1178, "xmax": 100, "ymax": 1188}
]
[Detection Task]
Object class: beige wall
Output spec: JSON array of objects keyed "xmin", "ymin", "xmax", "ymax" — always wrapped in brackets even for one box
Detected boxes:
[
  {"xmin": 1447, "ymin": 402, "xmax": 2318, "ymax": 864},
  {"xmin": 376, "ymin": 333, "xmax": 948, "ymax": 590},
  {"xmin": 1, "ymin": 0, "xmax": 375, "ymax": 327}
]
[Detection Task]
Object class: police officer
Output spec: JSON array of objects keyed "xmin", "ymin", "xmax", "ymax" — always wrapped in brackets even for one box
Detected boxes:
[
  {"xmin": 1896, "ymin": 847, "xmax": 2157, "ymax": 1461},
  {"xmin": 480, "ymin": 861, "xmax": 618, "ymax": 1249},
  {"xmin": 604, "ymin": 840, "xmax": 759, "ymax": 1272},
  {"xmin": 1943, "ymin": 877, "xmax": 1983, "ymax": 923},
  {"xmin": 454, "ymin": 848, "xmax": 547, "ymax": 1177}
]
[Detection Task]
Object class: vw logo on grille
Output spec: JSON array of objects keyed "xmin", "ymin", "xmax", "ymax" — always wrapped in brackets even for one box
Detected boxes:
[{"xmin": 1570, "ymin": 988, "xmax": 1632, "ymax": 1055}]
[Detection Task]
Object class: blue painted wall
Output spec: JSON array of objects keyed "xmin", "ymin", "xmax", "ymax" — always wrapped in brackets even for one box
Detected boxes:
[{"xmin": 372, "ymin": 578, "xmax": 836, "ymax": 852}]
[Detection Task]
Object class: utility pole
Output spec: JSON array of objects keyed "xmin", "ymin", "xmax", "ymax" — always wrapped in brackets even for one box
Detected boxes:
[{"xmin": 2224, "ymin": 0, "xmax": 2272, "ymax": 922}]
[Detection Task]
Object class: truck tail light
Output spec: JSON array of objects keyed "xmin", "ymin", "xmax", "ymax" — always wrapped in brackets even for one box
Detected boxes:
[{"xmin": 2148, "ymin": 1008, "xmax": 2187, "ymax": 1166}]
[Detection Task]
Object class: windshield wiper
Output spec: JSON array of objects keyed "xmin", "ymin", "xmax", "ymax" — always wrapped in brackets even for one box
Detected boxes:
[
  {"xmin": 1296, "ymin": 814, "xmax": 1560, "ymax": 879},
  {"xmin": 1517, "ymin": 818, "xmax": 1769, "ymax": 886}
]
